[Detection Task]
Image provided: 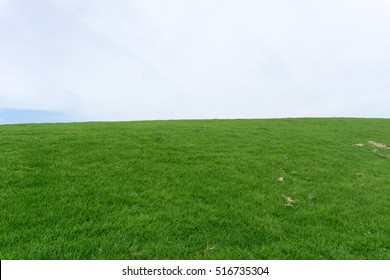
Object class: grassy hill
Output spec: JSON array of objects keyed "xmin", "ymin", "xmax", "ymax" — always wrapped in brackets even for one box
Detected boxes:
[{"xmin": 0, "ymin": 118, "xmax": 389, "ymax": 259}]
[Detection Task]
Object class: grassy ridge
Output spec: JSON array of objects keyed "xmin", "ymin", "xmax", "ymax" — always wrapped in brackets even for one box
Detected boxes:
[{"xmin": 0, "ymin": 118, "xmax": 389, "ymax": 259}]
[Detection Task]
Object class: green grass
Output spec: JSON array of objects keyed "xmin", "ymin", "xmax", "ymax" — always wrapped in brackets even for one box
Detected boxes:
[{"xmin": 1, "ymin": 118, "xmax": 389, "ymax": 259}]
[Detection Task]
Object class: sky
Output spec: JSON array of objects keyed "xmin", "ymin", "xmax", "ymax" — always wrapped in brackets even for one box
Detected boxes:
[{"xmin": 0, "ymin": 0, "xmax": 389, "ymax": 124}]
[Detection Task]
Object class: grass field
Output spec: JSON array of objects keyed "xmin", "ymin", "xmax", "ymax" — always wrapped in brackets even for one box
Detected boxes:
[{"xmin": 0, "ymin": 118, "xmax": 389, "ymax": 259}]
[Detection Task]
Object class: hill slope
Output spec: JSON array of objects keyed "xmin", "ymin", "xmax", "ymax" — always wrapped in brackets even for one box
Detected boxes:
[{"xmin": 1, "ymin": 118, "xmax": 389, "ymax": 259}]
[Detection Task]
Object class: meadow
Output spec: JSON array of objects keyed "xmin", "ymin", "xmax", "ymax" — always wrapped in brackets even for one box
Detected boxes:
[{"xmin": 0, "ymin": 118, "xmax": 389, "ymax": 259}]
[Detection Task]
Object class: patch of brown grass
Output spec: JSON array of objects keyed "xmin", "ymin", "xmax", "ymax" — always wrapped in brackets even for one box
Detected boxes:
[{"xmin": 368, "ymin": 141, "xmax": 389, "ymax": 149}]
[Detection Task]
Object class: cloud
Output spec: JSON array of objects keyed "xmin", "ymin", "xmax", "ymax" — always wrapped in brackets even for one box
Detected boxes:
[{"xmin": 0, "ymin": 0, "xmax": 389, "ymax": 122}]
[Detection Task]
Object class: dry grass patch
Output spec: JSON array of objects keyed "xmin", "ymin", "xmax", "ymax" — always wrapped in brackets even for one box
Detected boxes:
[{"xmin": 368, "ymin": 141, "xmax": 389, "ymax": 149}]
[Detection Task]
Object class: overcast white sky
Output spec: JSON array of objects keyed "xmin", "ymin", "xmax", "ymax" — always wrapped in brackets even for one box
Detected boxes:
[{"xmin": 0, "ymin": 0, "xmax": 389, "ymax": 123}]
